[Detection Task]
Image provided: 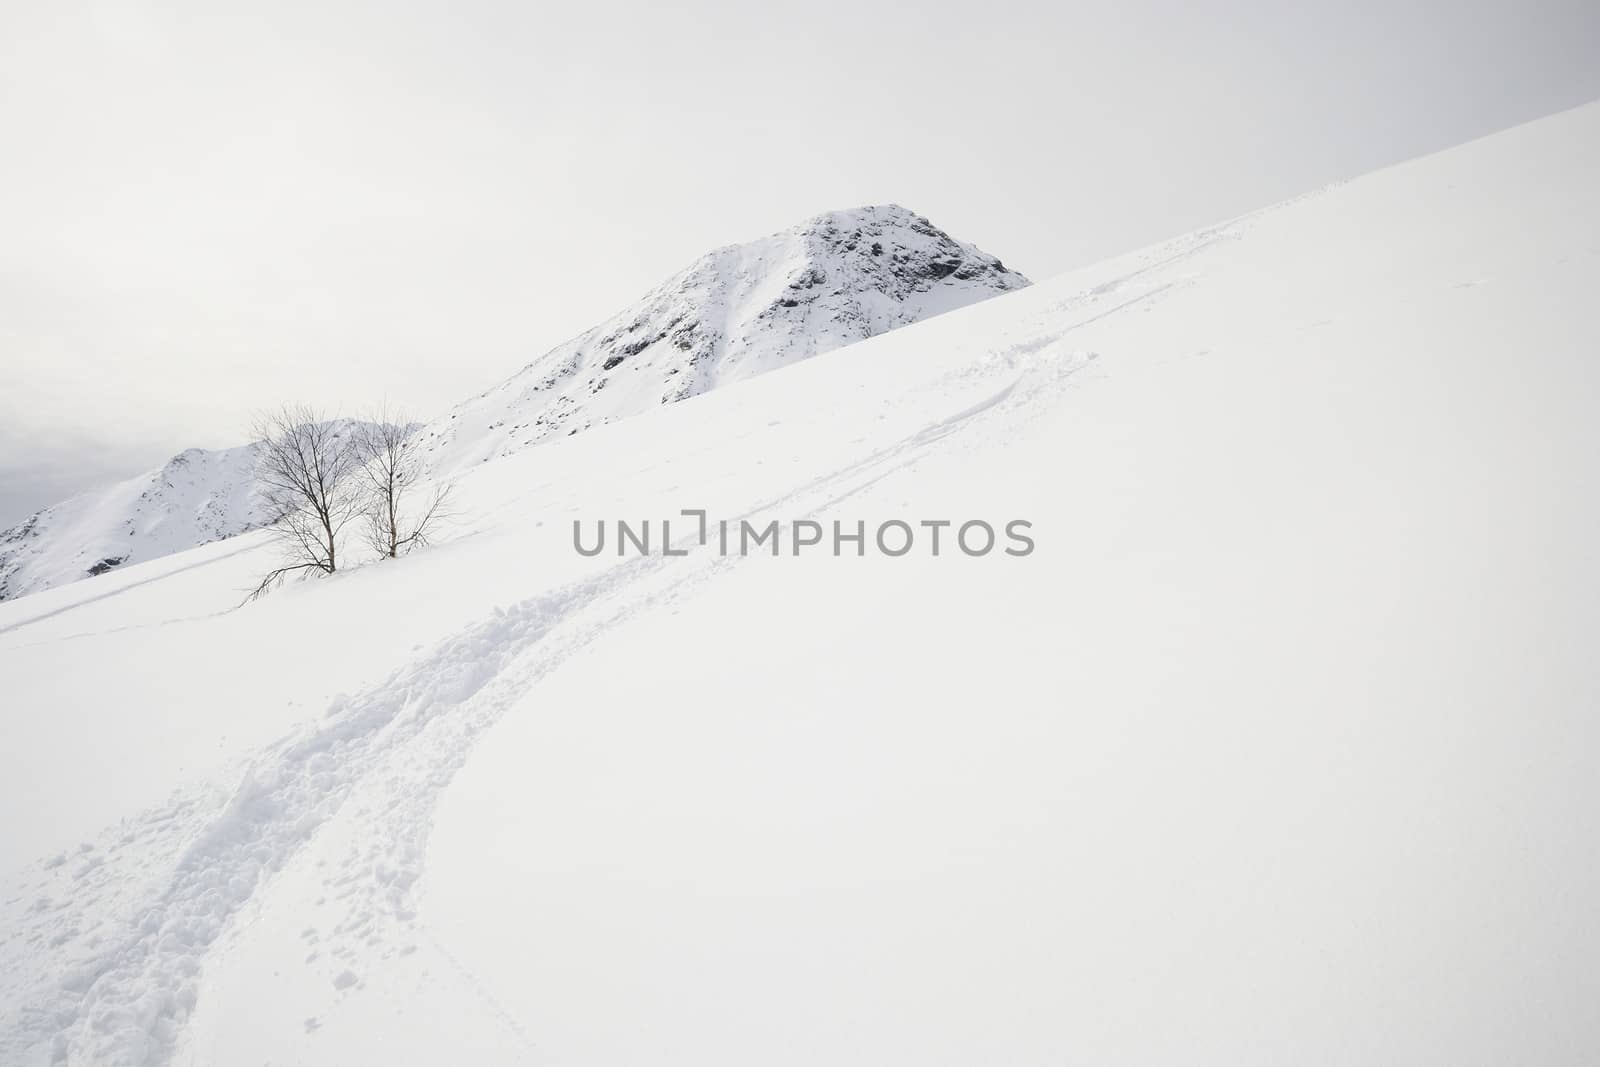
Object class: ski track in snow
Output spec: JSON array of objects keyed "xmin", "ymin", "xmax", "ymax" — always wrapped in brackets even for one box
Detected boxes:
[
  {"xmin": 0, "ymin": 237, "xmax": 1189, "ymax": 1067},
  {"xmin": 0, "ymin": 541, "xmax": 265, "ymax": 643}
]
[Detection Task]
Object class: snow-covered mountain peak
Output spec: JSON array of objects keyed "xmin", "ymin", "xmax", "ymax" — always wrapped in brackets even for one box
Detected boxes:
[
  {"xmin": 0, "ymin": 440, "xmax": 269, "ymax": 602},
  {"xmin": 416, "ymin": 204, "xmax": 1029, "ymax": 472}
]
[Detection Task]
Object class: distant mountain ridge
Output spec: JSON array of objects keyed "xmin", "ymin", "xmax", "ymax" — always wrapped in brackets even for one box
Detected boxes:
[
  {"xmin": 0, "ymin": 205, "xmax": 1026, "ymax": 601},
  {"xmin": 0, "ymin": 443, "xmax": 269, "ymax": 601}
]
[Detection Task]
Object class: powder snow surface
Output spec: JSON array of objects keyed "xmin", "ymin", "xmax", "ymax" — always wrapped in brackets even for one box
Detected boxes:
[{"xmin": 2, "ymin": 104, "xmax": 1597, "ymax": 1066}]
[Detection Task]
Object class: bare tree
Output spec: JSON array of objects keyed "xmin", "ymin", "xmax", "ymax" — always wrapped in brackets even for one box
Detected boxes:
[
  {"xmin": 355, "ymin": 410, "xmax": 452, "ymax": 560},
  {"xmin": 249, "ymin": 405, "xmax": 365, "ymax": 599}
]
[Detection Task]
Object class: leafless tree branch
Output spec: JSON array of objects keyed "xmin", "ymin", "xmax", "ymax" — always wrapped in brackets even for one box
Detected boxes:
[
  {"xmin": 355, "ymin": 407, "xmax": 455, "ymax": 560},
  {"xmin": 247, "ymin": 404, "xmax": 364, "ymax": 599}
]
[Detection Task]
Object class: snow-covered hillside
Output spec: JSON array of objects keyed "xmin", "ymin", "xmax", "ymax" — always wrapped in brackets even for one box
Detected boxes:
[
  {"xmin": 0, "ymin": 206, "xmax": 1022, "ymax": 603},
  {"xmin": 0, "ymin": 443, "xmax": 268, "ymax": 602},
  {"xmin": 415, "ymin": 203, "xmax": 1029, "ymax": 472},
  {"xmin": 3, "ymin": 102, "xmax": 1599, "ymax": 1067}
]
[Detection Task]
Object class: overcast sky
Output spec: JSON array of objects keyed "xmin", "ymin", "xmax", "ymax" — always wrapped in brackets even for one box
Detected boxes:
[{"xmin": 2, "ymin": 0, "xmax": 1597, "ymax": 526}]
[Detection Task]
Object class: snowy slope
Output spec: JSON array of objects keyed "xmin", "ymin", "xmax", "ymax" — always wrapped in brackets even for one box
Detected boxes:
[
  {"xmin": 3, "ymin": 102, "xmax": 1599, "ymax": 1067},
  {"xmin": 0, "ymin": 443, "xmax": 268, "ymax": 602},
  {"xmin": 415, "ymin": 203, "xmax": 1029, "ymax": 472}
]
